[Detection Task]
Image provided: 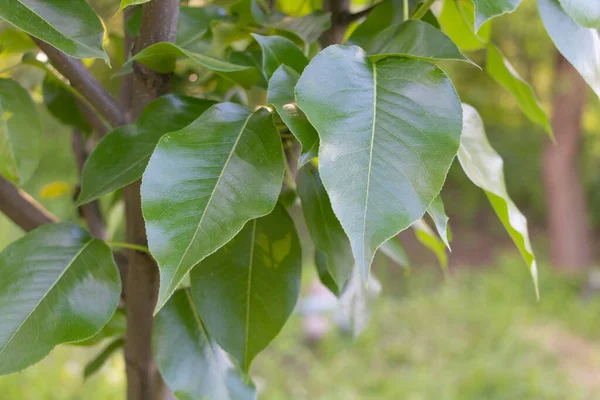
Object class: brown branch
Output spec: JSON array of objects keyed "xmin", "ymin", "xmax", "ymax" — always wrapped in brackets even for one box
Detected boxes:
[
  {"xmin": 321, "ymin": 0, "xmax": 351, "ymax": 46},
  {"xmin": 32, "ymin": 38, "xmax": 128, "ymax": 127},
  {"xmin": 0, "ymin": 176, "xmax": 58, "ymax": 232}
]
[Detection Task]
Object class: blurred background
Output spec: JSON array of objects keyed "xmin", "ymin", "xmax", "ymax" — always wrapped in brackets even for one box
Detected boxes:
[{"xmin": 2, "ymin": 0, "xmax": 600, "ymax": 398}]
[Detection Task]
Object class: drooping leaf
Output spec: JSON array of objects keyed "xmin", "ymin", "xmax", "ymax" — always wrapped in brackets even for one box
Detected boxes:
[
  {"xmin": 379, "ymin": 237, "xmax": 410, "ymax": 268},
  {"xmin": 412, "ymin": 219, "xmax": 448, "ymax": 270},
  {"xmin": 83, "ymin": 338, "xmax": 124, "ymax": 379},
  {"xmin": 123, "ymin": 42, "xmax": 260, "ymax": 89},
  {"xmin": 297, "ymin": 163, "xmax": 353, "ymax": 292},
  {"xmin": 538, "ymin": 0, "xmax": 600, "ymax": 99},
  {"xmin": 252, "ymin": 34, "xmax": 308, "ymax": 79},
  {"xmin": 437, "ymin": 0, "xmax": 491, "ymax": 51},
  {"xmin": 486, "ymin": 44, "xmax": 552, "ymax": 136},
  {"xmin": 78, "ymin": 95, "xmax": 215, "ymax": 205},
  {"xmin": 267, "ymin": 65, "xmax": 318, "ymax": 167},
  {"xmin": 0, "ymin": 223, "xmax": 121, "ymax": 375},
  {"xmin": 177, "ymin": 6, "xmax": 227, "ymax": 51},
  {"xmin": 458, "ymin": 104, "xmax": 538, "ymax": 297},
  {"xmin": 558, "ymin": 0, "xmax": 600, "ymax": 29},
  {"xmin": 154, "ymin": 289, "xmax": 256, "ymax": 400},
  {"xmin": 0, "ymin": 0, "xmax": 108, "ymax": 62},
  {"xmin": 190, "ymin": 205, "xmax": 302, "ymax": 372},
  {"xmin": 472, "ymin": 0, "xmax": 522, "ymax": 31},
  {"xmin": 43, "ymin": 74, "xmax": 91, "ymax": 134},
  {"xmin": 363, "ymin": 20, "xmax": 476, "ymax": 66},
  {"xmin": 118, "ymin": 0, "xmax": 150, "ymax": 12},
  {"xmin": 339, "ymin": 268, "xmax": 381, "ymax": 338},
  {"xmin": 0, "ymin": 78, "xmax": 42, "ymax": 186},
  {"xmin": 295, "ymin": 46, "xmax": 462, "ymax": 280},
  {"xmin": 314, "ymin": 250, "xmax": 343, "ymax": 296},
  {"xmin": 142, "ymin": 103, "xmax": 284, "ymax": 312},
  {"xmin": 427, "ymin": 195, "xmax": 451, "ymax": 249}
]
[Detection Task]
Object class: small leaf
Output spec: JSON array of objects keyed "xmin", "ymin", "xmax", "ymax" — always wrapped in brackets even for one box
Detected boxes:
[
  {"xmin": 190, "ymin": 205, "xmax": 302, "ymax": 372},
  {"xmin": 74, "ymin": 309, "xmax": 126, "ymax": 347},
  {"xmin": 413, "ymin": 219, "xmax": 448, "ymax": 270},
  {"xmin": 458, "ymin": 104, "xmax": 538, "ymax": 297},
  {"xmin": 43, "ymin": 74, "xmax": 91, "ymax": 134},
  {"xmin": 472, "ymin": 0, "xmax": 522, "ymax": 31},
  {"xmin": 379, "ymin": 237, "xmax": 410, "ymax": 268},
  {"xmin": 0, "ymin": 0, "xmax": 108, "ymax": 62},
  {"xmin": 486, "ymin": 44, "xmax": 552, "ymax": 136},
  {"xmin": 0, "ymin": 78, "xmax": 42, "ymax": 186},
  {"xmin": 538, "ymin": 0, "xmax": 600, "ymax": 99},
  {"xmin": 83, "ymin": 338, "xmax": 124, "ymax": 379},
  {"xmin": 78, "ymin": 95, "xmax": 215, "ymax": 205},
  {"xmin": 558, "ymin": 0, "xmax": 600, "ymax": 29},
  {"xmin": 427, "ymin": 195, "xmax": 451, "ymax": 250},
  {"xmin": 123, "ymin": 42, "xmax": 260, "ymax": 89},
  {"xmin": 118, "ymin": 0, "xmax": 150, "ymax": 12},
  {"xmin": 437, "ymin": 0, "xmax": 491, "ymax": 51},
  {"xmin": 154, "ymin": 289, "xmax": 256, "ymax": 400},
  {"xmin": 295, "ymin": 46, "xmax": 462, "ymax": 280},
  {"xmin": 252, "ymin": 34, "xmax": 308, "ymax": 79},
  {"xmin": 177, "ymin": 6, "xmax": 227, "ymax": 51},
  {"xmin": 267, "ymin": 65, "xmax": 318, "ymax": 167},
  {"xmin": 339, "ymin": 268, "xmax": 381, "ymax": 338},
  {"xmin": 142, "ymin": 103, "xmax": 284, "ymax": 312},
  {"xmin": 0, "ymin": 223, "xmax": 121, "ymax": 375},
  {"xmin": 297, "ymin": 163, "xmax": 353, "ymax": 292}
]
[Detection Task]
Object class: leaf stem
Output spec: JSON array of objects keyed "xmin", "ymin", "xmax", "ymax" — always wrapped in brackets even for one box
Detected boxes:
[
  {"xmin": 106, "ymin": 241, "xmax": 151, "ymax": 255},
  {"xmin": 403, "ymin": 0, "xmax": 409, "ymax": 21},
  {"xmin": 411, "ymin": 0, "xmax": 436, "ymax": 20}
]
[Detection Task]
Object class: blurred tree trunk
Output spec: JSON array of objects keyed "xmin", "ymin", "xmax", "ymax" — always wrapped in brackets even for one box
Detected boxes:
[{"xmin": 542, "ymin": 53, "xmax": 593, "ymax": 270}]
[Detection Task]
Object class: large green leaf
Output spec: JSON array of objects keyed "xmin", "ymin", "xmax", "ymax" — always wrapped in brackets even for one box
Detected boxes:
[
  {"xmin": 295, "ymin": 46, "xmax": 462, "ymax": 279},
  {"xmin": 472, "ymin": 0, "xmax": 522, "ymax": 31},
  {"xmin": 539, "ymin": 0, "xmax": 600, "ymax": 99},
  {"xmin": 458, "ymin": 104, "xmax": 538, "ymax": 297},
  {"xmin": 267, "ymin": 65, "xmax": 318, "ymax": 167},
  {"xmin": 190, "ymin": 205, "xmax": 302, "ymax": 372},
  {"xmin": 297, "ymin": 163, "xmax": 353, "ymax": 292},
  {"xmin": 486, "ymin": 44, "xmax": 552, "ymax": 136},
  {"xmin": 78, "ymin": 95, "xmax": 214, "ymax": 205},
  {"xmin": 437, "ymin": 0, "xmax": 491, "ymax": 51},
  {"xmin": 363, "ymin": 20, "xmax": 476, "ymax": 66},
  {"xmin": 43, "ymin": 74, "xmax": 91, "ymax": 134},
  {"xmin": 252, "ymin": 34, "xmax": 308, "ymax": 79},
  {"xmin": 0, "ymin": 223, "xmax": 121, "ymax": 374},
  {"xmin": 154, "ymin": 289, "xmax": 256, "ymax": 400},
  {"xmin": 0, "ymin": 0, "xmax": 108, "ymax": 61},
  {"xmin": 559, "ymin": 0, "xmax": 600, "ymax": 29},
  {"xmin": 0, "ymin": 78, "xmax": 42, "ymax": 186},
  {"xmin": 142, "ymin": 103, "xmax": 284, "ymax": 312},
  {"xmin": 123, "ymin": 42, "xmax": 260, "ymax": 89}
]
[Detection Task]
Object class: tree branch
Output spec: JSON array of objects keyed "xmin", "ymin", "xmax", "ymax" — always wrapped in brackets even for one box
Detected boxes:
[
  {"xmin": 321, "ymin": 0, "xmax": 351, "ymax": 46},
  {"xmin": 0, "ymin": 176, "xmax": 58, "ymax": 232},
  {"xmin": 33, "ymin": 38, "xmax": 128, "ymax": 127}
]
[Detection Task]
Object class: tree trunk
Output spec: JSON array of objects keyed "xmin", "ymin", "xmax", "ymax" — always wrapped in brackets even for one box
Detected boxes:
[{"xmin": 542, "ymin": 53, "xmax": 593, "ymax": 270}]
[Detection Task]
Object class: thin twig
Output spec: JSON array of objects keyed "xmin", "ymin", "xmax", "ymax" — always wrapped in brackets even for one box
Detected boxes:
[{"xmin": 0, "ymin": 176, "xmax": 58, "ymax": 232}]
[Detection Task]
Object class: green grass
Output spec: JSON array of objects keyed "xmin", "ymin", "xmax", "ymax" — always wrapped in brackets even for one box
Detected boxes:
[{"xmin": 2, "ymin": 254, "xmax": 600, "ymax": 399}]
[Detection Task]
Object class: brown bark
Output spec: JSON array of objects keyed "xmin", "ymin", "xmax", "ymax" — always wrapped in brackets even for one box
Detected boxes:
[
  {"xmin": 543, "ymin": 53, "xmax": 593, "ymax": 270},
  {"xmin": 321, "ymin": 0, "xmax": 350, "ymax": 46},
  {"xmin": 0, "ymin": 176, "xmax": 58, "ymax": 231}
]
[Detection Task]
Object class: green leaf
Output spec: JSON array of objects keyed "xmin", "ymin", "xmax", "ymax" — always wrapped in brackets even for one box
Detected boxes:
[
  {"xmin": 267, "ymin": 65, "xmax": 318, "ymax": 167},
  {"xmin": 0, "ymin": 223, "xmax": 121, "ymax": 375},
  {"xmin": 78, "ymin": 95, "xmax": 215, "ymax": 205},
  {"xmin": 0, "ymin": 0, "xmax": 108, "ymax": 62},
  {"xmin": 472, "ymin": 0, "xmax": 522, "ymax": 31},
  {"xmin": 142, "ymin": 103, "xmax": 284, "ymax": 312},
  {"xmin": 83, "ymin": 338, "xmax": 124, "ymax": 379},
  {"xmin": 297, "ymin": 163, "xmax": 353, "ymax": 292},
  {"xmin": 314, "ymin": 250, "xmax": 343, "ymax": 295},
  {"xmin": 177, "ymin": 6, "xmax": 227, "ymax": 51},
  {"xmin": 458, "ymin": 104, "xmax": 539, "ymax": 297},
  {"xmin": 379, "ymin": 237, "xmax": 410, "ymax": 268},
  {"xmin": 43, "ymin": 74, "xmax": 91, "ymax": 134},
  {"xmin": 413, "ymin": 219, "xmax": 448, "ymax": 270},
  {"xmin": 558, "ymin": 0, "xmax": 600, "ymax": 29},
  {"xmin": 118, "ymin": 0, "xmax": 150, "ymax": 12},
  {"xmin": 427, "ymin": 195, "xmax": 451, "ymax": 250},
  {"xmin": 295, "ymin": 46, "xmax": 462, "ymax": 280},
  {"xmin": 190, "ymin": 205, "xmax": 302, "ymax": 372},
  {"xmin": 437, "ymin": 0, "xmax": 491, "ymax": 51},
  {"xmin": 74, "ymin": 309, "xmax": 126, "ymax": 347},
  {"xmin": 0, "ymin": 29, "xmax": 35, "ymax": 54},
  {"xmin": 0, "ymin": 78, "xmax": 42, "ymax": 186},
  {"xmin": 123, "ymin": 42, "xmax": 260, "ymax": 89},
  {"xmin": 486, "ymin": 44, "xmax": 552, "ymax": 136},
  {"xmin": 363, "ymin": 20, "xmax": 476, "ymax": 66},
  {"xmin": 252, "ymin": 34, "xmax": 308, "ymax": 79},
  {"xmin": 539, "ymin": 0, "xmax": 600, "ymax": 99},
  {"xmin": 154, "ymin": 289, "xmax": 256, "ymax": 400}
]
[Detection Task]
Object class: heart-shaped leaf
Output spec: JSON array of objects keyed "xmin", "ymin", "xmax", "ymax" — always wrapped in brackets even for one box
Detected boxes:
[
  {"xmin": 472, "ymin": 0, "xmax": 522, "ymax": 31},
  {"xmin": 142, "ymin": 103, "xmax": 284, "ymax": 312},
  {"xmin": 558, "ymin": 0, "xmax": 600, "ymax": 29},
  {"xmin": 252, "ymin": 34, "xmax": 308, "ymax": 79},
  {"xmin": 0, "ymin": 223, "xmax": 121, "ymax": 375},
  {"xmin": 295, "ymin": 46, "xmax": 462, "ymax": 280}
]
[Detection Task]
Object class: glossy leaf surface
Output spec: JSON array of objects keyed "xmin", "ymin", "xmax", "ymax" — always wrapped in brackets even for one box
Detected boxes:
[
  {"xmin": 78, "ymin": 95, "xmax": 215, "ymax": 205},
  {"xmin": 267, "ymin": 65, "xmax": 318, "ymax": 167},
  {"xmin": 472, "ymin": 0, "xmax": 522, "ymax": 31},
  {"xmin": 154, "ymin": 290, "xmax": 256, "ymax": 400},
  {"xmin": 539, "ymin": 0, "xmax": 600, "ymax": 99},
  {"xmin": 190, "ymin": 205, "xmax": 302, "ymax": 372},
  {"xmin": 252, "ymin": 34, "xmax": 308, "ymax": 79},
  {"xmin": 295, "ymin": 46, "xmax": 462, "ymax": 279},
  {"xmin": 0, "ymin": 223, "xmax": 121, "ymax": 374},
  {"xmin": 0, "ymin": 0, "xmax": 107, "ymax": 61},
  {"xmin": 297, "ymin": 163, "xmax": 353, "ymax": 291},
  {"xmin": 486, "ymin": 45, "xmax": 551, "ymax": 135},
  {"xmin": 437, "ymin": 0, "xmax": 491, "ymax": 51},
  {"xmin": 559, "ymin": 0, "xmax": 600, "ymax": 29},
  {"xmin": 142, "ymin": 103, "xmax": 284, "ymax": 311},
  {"xmin": 458, "ymin": 104, "xmax": 538, "ymax": 297},
  {"xmin": 0, "ymin": 78, "xmax": 42, "ymax": 185}
]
